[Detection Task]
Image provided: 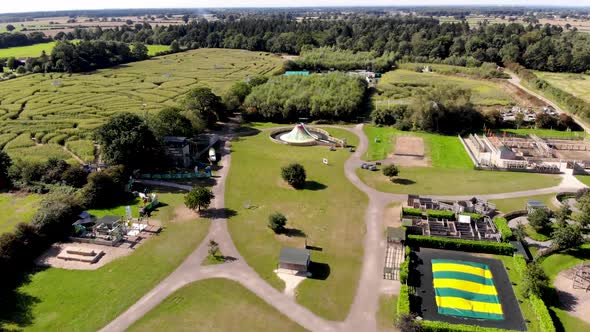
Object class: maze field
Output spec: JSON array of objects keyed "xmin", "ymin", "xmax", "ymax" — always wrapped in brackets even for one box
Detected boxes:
[{"xmin": 0, "ymin": 48, "xmax": 283, "ymax": 163}]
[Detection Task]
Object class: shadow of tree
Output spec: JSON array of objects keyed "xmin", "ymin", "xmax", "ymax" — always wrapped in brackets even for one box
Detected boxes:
[
  {"xmin": 555, "ymin": 289, "xmax": 579, "ymax": 311},
  {"xmin": 308, "ymin": 261, "xmax": 330, "ymax": 280},
  {"xmin": 392, "ymin": 178, "xmax": 416, "ymax": 185},
  {"xmin": 282, "ymin": 228, "xmax": 306, "ymax": 238},
  {"xmin": 200, "ymin": 208, "xmax": 238, "ymax": 219},
  {"xmin": 0, "ymin": 282, "xmax": 40, "ymax": 329},
  {"xmin": 304, "ymin": 181, "xmax": 327, "ymax": 191},
  {"xmin": 221, "ymin": 255, "xmax": 238, "ymax": 263}
]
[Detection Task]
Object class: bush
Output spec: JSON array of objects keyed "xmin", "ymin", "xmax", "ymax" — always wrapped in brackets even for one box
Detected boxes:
[
  {"xmin": 493, "ymin": 217, "xmax": 513, "ymax": 242},
  {"xmin": 281, "ymin": 163, "xmax": 306, "ymax": 189},
  {"xmin": 521, "ymin": 262, "xmax": 551, "ymax": 300},
  {"xmin": 184, "ymin": 186, "xmax": 215, "ymax": 212},
  {"xmin": 513, "ymin": 254, "xmax": 527, "ymax": 275},
  {"xmin": 426, "ymin": 209, "xmax": 455, "ymax": 220},
  {"xmin": 268, "ymin": 212, "xmax": 287, "ymax": 234},
  {"xmin": 81, "ymin": 167, "xmax": 130, "ymax": 208},
  {"xmin": 530, "ymin": 295, "xmax": 556, "ymax": 332},
  {"xmin": 528, "ymin": 209, "xmax": 551, "ymax": 233},
  {"xmin": 407, "ymin": 235, "xmax": 515, "ymax": 255},
  {"xmin": 397, "ymin": 284, "xmax": 410, "ymax": 315},
  {"xmin": 399, "ymin": 259, "xmax": 410, "ymax": 284},
  {"xmin": 383, "ymin": 164, "xmax": 400, "ymax": 178},
  {"xmin": 402, "ymin": 208, "xmax": 423, "ymax": 217}
]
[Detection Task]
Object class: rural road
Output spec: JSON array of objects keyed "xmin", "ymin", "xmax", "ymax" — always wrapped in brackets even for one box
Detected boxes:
[{"xmin": 101, "ymin": 122, "xmax": 588, "ymax": 332}]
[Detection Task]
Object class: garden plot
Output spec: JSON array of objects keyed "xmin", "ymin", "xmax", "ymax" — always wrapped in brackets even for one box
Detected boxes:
[{"xmin": 391, "ymin": 135, "xmax": 429, "ymax": 167}]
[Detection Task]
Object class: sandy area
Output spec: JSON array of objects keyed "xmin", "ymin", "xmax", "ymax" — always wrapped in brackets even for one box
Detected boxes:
[
  {"xmin": 553, "ymin": 265, "xmax": 590, "ymax": 324},
  {"xmin": 275, "ymin": 270, "xmax": 307, "ymax": 297},
  {"xmin": 383, "ymin": 203, "xmax": 401, "ymax": 229},
  {"xmin": 390, "ymin": 136, "xmax": 430, "ymax": 167}
]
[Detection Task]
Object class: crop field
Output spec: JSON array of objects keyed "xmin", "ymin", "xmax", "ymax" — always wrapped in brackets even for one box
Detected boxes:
[
  {"xmin": 374, "ymin": 68, "xmax": 514, "ymax": 108},
  {"xmin": 0, "ymin": 48, "xmax": 283, "ymax": 163},
  {"xmin": 534, "ymin": 71, "xmax": 590, "ymax": 104},
  {"xmin": 0, "ymin": 42, "xmax": 57, "ymax": 58}
]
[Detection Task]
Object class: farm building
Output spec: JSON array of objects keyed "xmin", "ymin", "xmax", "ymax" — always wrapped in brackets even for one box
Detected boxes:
[{"xmin": 278, "ymin": 247, "xmax": 311, "ymax": 275}]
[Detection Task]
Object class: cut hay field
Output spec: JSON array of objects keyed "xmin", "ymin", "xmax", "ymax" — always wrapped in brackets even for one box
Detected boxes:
[
  {"xmin": 374, "ymin": 68, "xmax": 514, "ymax": 108},
  {"xmin": 0, "ymin": 48, "xmax": 283, "ymax": 163},
  {"xmin": 0, "ymin": 42, "xmax": 57, "ymax": 58},
  {"xmin": 534, "ymin": 71, "xmax": 590, "ymax": 104},
  {"xmin": 0, "ymin": 193, "xmax": 41, "ymax": 234}
]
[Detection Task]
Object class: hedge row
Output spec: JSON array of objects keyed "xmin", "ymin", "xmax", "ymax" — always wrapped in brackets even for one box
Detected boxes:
[
  {"xmin": 397, "ymin": 284, "xmax": 410, "ymax": 315},
  {"xmin": 402, "ymin": 207, "xmax": 423, "ymax": 217},
  {"xmin": 407, "ymin": 235, "xmax": 515, "ymax": 255},
  {"xmin": 427, "ymin": 209, "xmax": 455, "ymax": 220},
  {"xmin": 530, "ymin": 295, "xmax": 556, "ymax": 332},
  {"xmin": 513, "ymin": 254, "xmax": 527, "ymax": 275},
  {"xmin": 421, "ymin": 320, "xmax": 521, "ymax": 332},
  {"xmin": 494, "ymin": 217, "xmax": 513, "ymax": 242},
  {"xmin": 400, "ymin": 247, "xmax": 411, "ymax": 284},
  {"xmin": 460, "ymin": 212, "xmax": 484, "ymax": 222}
]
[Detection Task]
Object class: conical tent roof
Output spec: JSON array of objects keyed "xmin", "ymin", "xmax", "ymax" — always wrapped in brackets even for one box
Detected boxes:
[{"xmin": 280, "ymin": 124, "xmax": 317, "ymax": 144}]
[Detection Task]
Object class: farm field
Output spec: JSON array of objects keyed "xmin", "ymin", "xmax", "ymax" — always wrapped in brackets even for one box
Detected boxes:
[
  {"xmin": 0, "ymin": 48, "xmax": 283, "ymax": 163},
  {"xmin": 0, "ymin": 41, "xmax": 57, "ymax": 58},
  {"xmin": 0, "ymin": 193, "xmax": 41, "ymax": 234},
  {"xmin": 9, "ymin": 193, "xmax": 210, "ymax": 332},
  {"xmin": 128, "ymin": 279, "xmax": 306, "ymax": 332},
  {"xmin": 374, "ymin": 67, "xmax": 514, "ymax": 108},
  {"xmin": 226, "ymin": 128, "xmax": 367, "ymax": 320},
  {"xmin": 534, "ymin": 71, "xmax": 590, "ymax": 104}
]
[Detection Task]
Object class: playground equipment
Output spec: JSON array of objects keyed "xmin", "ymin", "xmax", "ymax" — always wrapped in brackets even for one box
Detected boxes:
[
  {"xmin": 573, "ymin": 264, "xmax": 590, "ymax": 292},
  {"xmin": 139, "ymin": 192, "xmax": 159, "ymax": 217},
  {"xmin": 270, "ymin": 123, "xmax": 346, "ymax": 147}
]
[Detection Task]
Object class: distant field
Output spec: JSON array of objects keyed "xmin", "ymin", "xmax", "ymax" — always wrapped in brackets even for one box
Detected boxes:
[
  {"xmin": 534, "ymin": 71, "xmax": 590, "ymax": 104},
  {"xmin": 375, "ymin": 68, "xmax": 514, "ymax": 107},
  {"xmin": 146, "ymin": 44, "xmax": 170, "ymax": 56},
  {"xmin": 0, "ymin": 48, "xmax": 283, "ymax": 163},
  {"xmin": 500, "ymin": 128, "xmax": 587, "ymax": 139},
  {"xmin": 0, "ymin": 193, "xmax": 41, "ymax": 234},
  {"xmin": 0, "ymin": 41, "xmax": 56, "ymax": 58}
]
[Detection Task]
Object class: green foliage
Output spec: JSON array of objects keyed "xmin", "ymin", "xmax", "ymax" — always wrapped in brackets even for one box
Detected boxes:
[
  {"xmin": 395, "ymin": 313, "xmax": 422, "ymax": 332},
  {"xmin": 493, "ymin": 217, "xmax": 513, "ymax": 242},
  {"xmin": 407, "ymin": 235, "xmax": 515, "ymax": 255},
  {"xmin": 398, "ymin": 62, "xmax": 508, "ymax": 79},
  {"xmin": 521, "ymin": 262, "xmax": 551, "ymax": 300},
  {"xmin": 184, "ymin": 186, "xmax": 215, "ymax": 212},
  {"xmin": 371, "ymin": 105, "xmax": 412, "ymax": 127},
  {"xmin": 31, "ymin": 191, "xmax": 84, "ymax": 242},
  {"xmin": 551, "ymin": 224, "xmax": 583, "ymax": 251},
  {"xmin": 244, "ymin": 73, "xmax": 366, "ymax": 122},
  {"xmin": 554, "ymin": 203, "xmax": 571, "ymax": 227},
  {"xmin": 0, "ymin": 151, "xmax": 12, "ymax": 189},
  {"xmin": 180, "ymin": 86, "xmax": 225, "ymax": 131},
  {"xmin": 397, "ymin": 285, "xmax": 410, "ymax": 315},
  {"xmin": 529, "ymin": 295, "xmax": 556, "ymax": 332},
  {"xmin": 460, "ymin": 212, "xmax": 484, "ymax": 222},
  {"xmin": 382, "ymin": 164, "xmax": 400, "ymax": 178},
  {"xmin": 281, "ymin": 163, "xmax": 306, "ymax": 189},
  {"xmin": 399, "ymin": 259, "xmax": 409, "ymax": 284},
  {"xmin": 402, "ymin": 208, "xmax": 423, "ymax": 217},
  {"xmin": 528, "ymin": 209, "xmax": 551, "ymax": 233},
  {"xmin": 575, "ymin": 192, "xmax": 590, "ymax": 227},
  {"xmin": 426, "ymin": 209, "xmax": 455, "ymax": 220},
  {"xmin": 268, "ymin": 212, "xmax": 287, "ymax": 234},
  {"xmin": 81, "ymin": 166, "xmax": 129, "ymax": 209},
  {"xmin": 295, "ymin": 47, "xmax": 396, "ymax": 72},
  {"xmin": 150, "ymin": 107, "xmax": 194, "ymax": 139},
  {"xmin": 95, "ymin": 112, "xmax": 161, "ymax": 170},
  {"xmin": 130, "ymin": 42, "xmax": 148, "ymax": 61},
  {"xmin": 513, "ymin": 254, "xmax": 527, "ymax": 275}
]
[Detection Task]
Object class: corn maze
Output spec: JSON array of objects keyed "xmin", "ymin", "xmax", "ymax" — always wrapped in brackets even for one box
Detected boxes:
[{"xmin": 0, "ymin": 48, "xmax": 283, "ymax": 163}]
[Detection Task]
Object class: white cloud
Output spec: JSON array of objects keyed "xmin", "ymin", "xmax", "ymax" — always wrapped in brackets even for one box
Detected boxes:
[{"xmin": 1, "ymin": 0, "xmax": 589, "ymax": 15}]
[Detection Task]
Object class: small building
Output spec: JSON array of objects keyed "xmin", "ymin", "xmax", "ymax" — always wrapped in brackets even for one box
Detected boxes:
[
  {"xmin": 278, "ymin": 247, "xmax": 310, "ymax": 275},
  {"xmin": 163, "ymin": 136, "xmax": 191, "ymax": 168},
  {"xmin": 526, "ymin": 200, "xmax": 547, "ymax": 214}
]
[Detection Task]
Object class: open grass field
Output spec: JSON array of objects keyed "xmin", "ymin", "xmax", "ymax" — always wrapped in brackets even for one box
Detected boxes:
[
  {"xmin": 128, "ymin": 278, "xmax": 306, "ymax": 332},
  {"xmin": 377, "ymin": 295, "xmax": 398, "ymax": 332},
  {"xmin": 145, "ymin": 44, "xmax": 171, "ymax": 56},
  {"xmin": 0, "ymin": 41, "xmax": 57, "ymax": 58},
  {"xmin": 0, "ymin": 193, "xmax": 41, "ymax": 234},
  {"xmin": 0, "ymin": 48, "xmax": 283, "ymax": 163},
  {"xmin": 534, "ymin": 71, "xmax": 590, "ymax": 104},
  {"xmin": 575, "ymin": 175, "xmax": 590, "ymax": 186},
  {"xmin": 226, "ymin": 128, "xmax": 367, "ymax": 320},
  {"xmin": 500, "ymin": 128, "xmax": 587, "ymax": 139},
  {"xmin": 374, "ymin": 68, "xmax": 514, "ymax": 108},
  {"xmin": 8, "ymin": 193, "xmax": 210, "ymax": 332},
  {"xmin": 490, "ymin": 194, "xmax": 558, "ymax": 213}
]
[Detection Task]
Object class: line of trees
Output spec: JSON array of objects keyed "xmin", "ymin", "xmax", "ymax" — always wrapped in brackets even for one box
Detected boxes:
[
  {"xmin": 0, "ymin": 31, "xmax": 51, "ymax": 48},
  {"xmin": 290, "ymin": 46, "xmax": 396, "ymax": 72}
]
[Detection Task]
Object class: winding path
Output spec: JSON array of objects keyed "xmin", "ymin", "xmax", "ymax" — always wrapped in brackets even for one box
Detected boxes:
[{"xmin": 100, "ymin": 123, "xmax": 588, "ymax": 332}]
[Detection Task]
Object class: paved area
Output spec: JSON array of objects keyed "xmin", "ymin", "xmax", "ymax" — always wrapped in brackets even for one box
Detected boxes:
[{"xmin": 101, "ymin": 122, "xmax": 589, "ymax": 332}]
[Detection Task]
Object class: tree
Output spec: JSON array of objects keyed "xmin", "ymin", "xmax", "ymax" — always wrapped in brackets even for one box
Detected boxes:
[
  {"xmin": 150, "ymin": 107, "xmax": 194, "ymax": 139},
  {"xmin": 81, "ymin": 166, "xmax": 128, "ymax": 208},
  {"xmin": 0, "ymin": 151, "xmax": 12, "ymax": 189},
  {"xmin": 395, "ymin": 314, "xmax": 422, "ymax": 332},
  {"xmin": 575, "ymin": 192, "xmax": 590, "ymax": 227},
  {"xmin": 5, "ymin": 24, "xmax": 15, "ymax": 32},
  {"xmin": 185, "ymin": 186, "xmax": 214, "ymax": 212},
  {"xmin": 31, "ymin": 192, "xmax": 83, "ymax": 242},
  {"xmin": 268, "ymin": 212, "xmax": 287, "ymax": 234},
  {"xmin": 552, "ymin": 224, "xmax": 583, "ymax": 251},
  {"xmin": 180, "ymin": 87, "xmax": 224, "ymax": 131},
  {"xmin": 15, "ymin": 65, "xmax": 26, "ymax": 74},
  {"xmin": 528, "ymin": 209, "xmax": 551, "ymax": 233},
  {"xmin": 95, "ymin": 113, "xmax": 161, "ymax": 170},
  {"xmin": 281, "ymin": 163, "xmax": 306, "ymax": 189},
  {"xmin": 382, "ymin": 164, "xmax": 400, "ymax": 180},
  {"xmin": 131, "ymin": 42, "xmax": 149, "ymax": 60},
  {"xmin": 514, "ymin": 222, "xmax": 526, "ymax": 241},
  {"xmin": 554, "ymin": 203, "xmax": 571, "ymax": 227},
  {"xmin": 6, "ymin": 57, "xmax": 17, "ymax": 70},
  {"xmin": 521, "ymin": 262, "xmax": 551, "ymax": 300},
  {"xmin": 208, "ymin": 240, "xmax": 219, "ymax": 256},
  {"xmin": 182, "ymin": 15, "xmax": 190, "ymax": 23},
  {"xmin": 170, "ymin": 40, "xmax": 180, "ymax": 52}
]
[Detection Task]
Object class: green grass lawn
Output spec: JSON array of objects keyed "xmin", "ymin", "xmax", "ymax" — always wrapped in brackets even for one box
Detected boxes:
[
  {"xmin": 226, "ymin": 128, "xmax": 367, "ymax": 320},
  {"xmin": 525, "ymin": 225, "xmax": 552, "ymax": 242},
  {"xmin": 0, "ymin": 193, "xmax": 42, "ymax": 234},
  {"xmin": 0, "ymin": 42, "xmax": 56, "ymax": 58},
  {"xmin": 87, "ymin": 197, "xmax": 143, "ymax": 219},
  {"xmin": 363, "ymin": 125, "xmax": 473, "ymax": 168},
  {"xmin": 146, "ymin": 44, "xmax": 171, "ymax": 56},
  {"xmin": 357, "ymin": 166, "xmax": 560, "ymax": 196},
  {"xmin": 575, "ymin": 175, "xmax": 590, "ymax": 187},
  {"xmin": 551, "ymin": 306, "xmax": 590, "ymax": 332},
  {"xmin": 128, "ymin": 278, "xmax": 306, "ymax": 332},
  {"xmin": 375, "ymin": 68, "xmax": 514, "ymax": 107},
  {"xmin": 0, "ymin": 48, "xmax": 283, "ymax": 163},
  {"xmin": 540, "ymin": 244, "xmax": 590, "ymax": 282},
  {"xmin": 9, "ymin": 193, "xmax": 210, "ymax": 332},
  {"xmin": 377, "ymin": 295, "xmax": 398, "ymax": 332},
  {"xmin": 490, "ymin": 194, "xmax": 558, "ymax": 213},
  {"xmin": 535, "ymin": 71, "xmax": 590, "ymax": 104},
  {"xmin": 500, "ymin": 128, "xmax": 587, "ymax": 139}
]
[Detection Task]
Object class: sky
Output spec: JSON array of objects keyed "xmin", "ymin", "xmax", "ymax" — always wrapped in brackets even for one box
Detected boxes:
[{"xmin": 1, "ymin": 0, "xmax": 589, "ymax": 15}]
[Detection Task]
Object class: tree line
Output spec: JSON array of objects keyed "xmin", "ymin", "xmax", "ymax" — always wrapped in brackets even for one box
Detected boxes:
[{"xmin": 0, "ymin": 31, "xmax": 51, "ymax": 48}]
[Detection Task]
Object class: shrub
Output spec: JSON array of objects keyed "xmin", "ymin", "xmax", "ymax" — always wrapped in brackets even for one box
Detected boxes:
[
  {"xmin": 402, "ymin": 208, "xmax": 423, "ymax": 217},
  {"xmin": 382, "ymin": 164, "xmax": 400, "ymax": 178},
  {"xmin": 426, "ymin": 209, "xmax": 455, "ymax": 220},
  {"xmin": 521, "ymin": 262, "xmax": 551, "ymax": 300},
  {"xmin": 513, "ymin": 254, "xmax": 527, "ymax": 275},
  {"xmin": 395, "ymin": 313, "xmax": 422, "ymax": 332},
  {"xmin": 397, "ymin": 284, "xmax": 410, "ymax": 315},
  {"xmin": 421, "ymin": 320, "xmax": 519, "ymax": 332},
  {"xmin": 493, "ymin": 217, "xmax": 513, "ymax": 242},
  {"xmin": 184, "ymin": 186, "xmax": 215, "ymax": 212},
  {"xmin": 268, "ymin": 212, "xmax": 287, "ymax": 234},
  {"xmin": 399, "ymin": 260, "xmax": 410, "ymax": 284},
  {"xmin": 281, "ymin": 163, "xmax": 306, "ymax": 189},
  {"xmin": 407, "ymin": 235, "xmax": 515, "ymax": 255},
  {"xmin": 528, "ymin": 209, "xmax": 551, "ymax": 233},
  {"xmin": 530, "ymin": 295, "xmax": 556, "ymax": 332}
]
